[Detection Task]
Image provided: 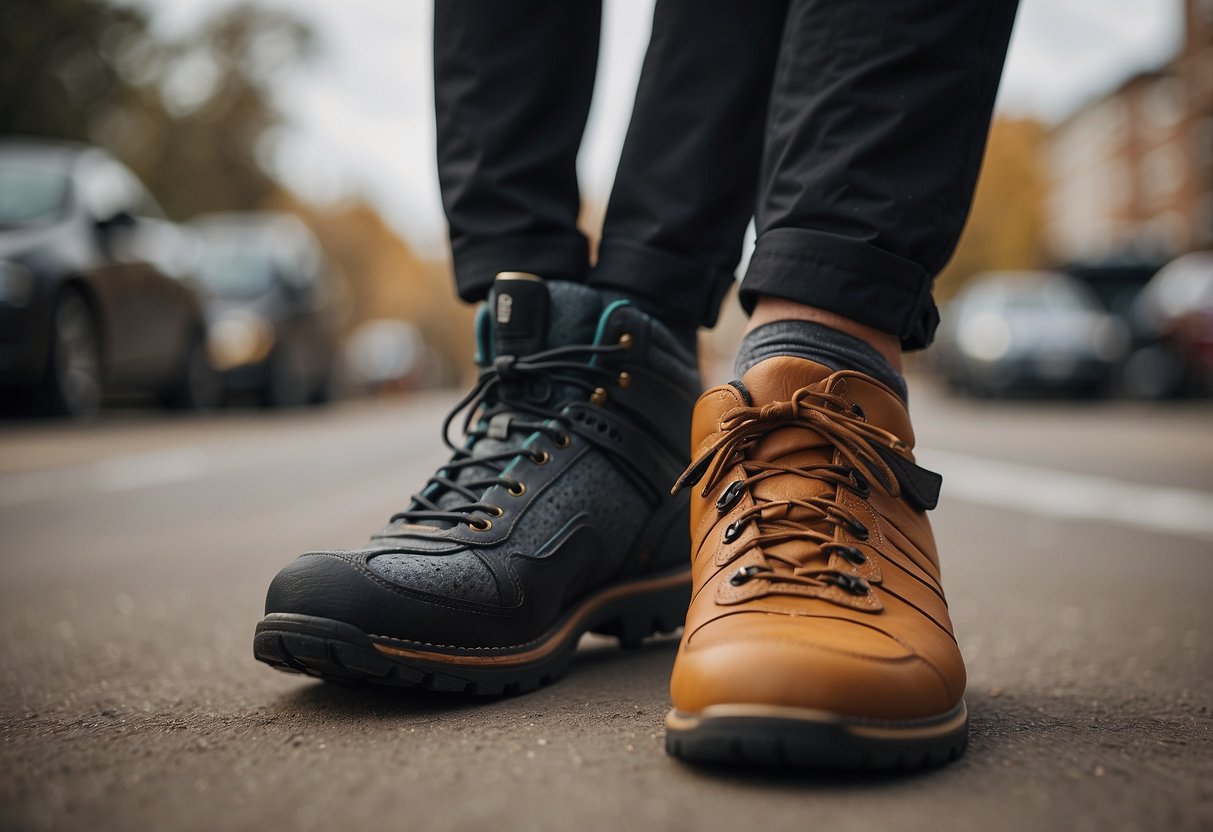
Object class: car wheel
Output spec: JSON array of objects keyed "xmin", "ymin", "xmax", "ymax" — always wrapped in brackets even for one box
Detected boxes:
[
  {"xmin": 306, "ymin": 360, "xmax": 337, "ymax": 406},
  {"xmin": 39, "ymin": 290, "xmax": 103, "ymax": 418},
  {"xmin": 259, "ymin": 341, "xmax": 308, "ymax": 409},
  {"xmin": 1122, "ymin": 345, "xmax": 1183, "ymax": 400},
  {"xmin": 160, "ymin": 332, "xmax": 221, "ymax": 411}
]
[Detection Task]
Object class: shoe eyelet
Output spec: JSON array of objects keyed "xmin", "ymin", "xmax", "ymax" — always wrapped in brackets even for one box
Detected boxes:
[
  {"xmin": 618, "ymin": 333, "xmax": 634, "ymax": 349},
  {"xmin": 487, "ymin": 506, "xmax": 504, "ymax": 518},
  {"xmin": 715, "ymin": 480, "xmax": 745, "ymax": 513},
  {"xmin": 617, "ymin": 371, "xmax": 631, "ymax": 389},
  {"xmin": 849, "ymin": 468, "xmax": 871, "ymax": 499},
  {"xmin": 850, "ymin": 403, "xmax": 867, "ymax": 421},
  {"xmin": 723, "ymin": 520, "xmax": 745, "ymax": 543},
  {"xmin": 469, "ymin": 518, "xmax": 492, "ymax": 532},
  {"xmin": 555, "ymin": 432, "xmax": 571, "ymax": 448},
  {"xmin": 507, "ymin": 481, "xmax": 527, "ymax": 497},
  {"xmin": 848, "ymin": 519, "xmax": 870, "ymax": 541},
  {"xmin": 531, "ymin": 450, "xmax": 551, "ymax": 465},
  {"xmin": 841, "ymin": 546, "xmax": 866, "ymax": 565},
  {"xmin": 827, "ymin": 573, "xmax": 870, "ymax": 595},
  {"xmin": 729, "ymin": 565, "xmax": 765, "ymax": 586},
  {"xmin": 590, "ymin": 387, "xmax": 608, "ymax": 406}
]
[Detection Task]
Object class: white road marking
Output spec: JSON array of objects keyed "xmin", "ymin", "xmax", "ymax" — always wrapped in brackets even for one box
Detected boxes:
[
  {"xmin": 2, "ymin": 439, "xmax": 1211, "ymax": 545},
  {"xmin": 918, "ymin": 448, "xmax": 1213, "ymax": 543}
]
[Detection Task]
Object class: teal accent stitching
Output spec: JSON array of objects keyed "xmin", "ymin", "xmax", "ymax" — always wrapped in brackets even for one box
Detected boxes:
[
  {"xmin": 473, "ymin": 303, "xmax": 493, "ymax": 365},
  {"xmin": 501, "ymin": 430, "xmax": 543, "ymax": 476},
  {"xmin": 590, "ymin": 298, "xmax": 631, "ymax": 366}
]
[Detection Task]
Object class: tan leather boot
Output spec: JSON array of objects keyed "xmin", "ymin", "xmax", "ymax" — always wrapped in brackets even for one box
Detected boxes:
[{"xmin": 665, "ymin": 356, "xmax": 967, "ymax": 769}]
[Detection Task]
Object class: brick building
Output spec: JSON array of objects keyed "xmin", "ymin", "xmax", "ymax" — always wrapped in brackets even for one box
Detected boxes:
[{"xmin": 1047, "ymin": 0, "xmax": 1213, "ymax": 262}]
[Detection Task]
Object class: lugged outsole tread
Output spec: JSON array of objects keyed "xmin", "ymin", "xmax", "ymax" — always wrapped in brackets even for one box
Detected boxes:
[
  {"xmin": 667, "ymin": 735, "xmax": 965, "ymax": 771},
  {"xmin": 665, "ymin": 710, "xmax": 968, "ymax": 772},
  {"xmin": 253, "ymin": 590, "xmax": 686, "ymax": 696},
  {"xmin": 255, "ymin": 627, "xmax": 546, "ymax": 693}
]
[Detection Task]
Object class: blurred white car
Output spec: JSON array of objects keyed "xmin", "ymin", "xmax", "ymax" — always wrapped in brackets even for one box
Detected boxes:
[
  {"xmin": 934, "ymin": 271, "xmax": 1128, "ymax": 397},
  {"xmin": 344, "ymin": 319, "xmax": 428, "ymax": 392}
]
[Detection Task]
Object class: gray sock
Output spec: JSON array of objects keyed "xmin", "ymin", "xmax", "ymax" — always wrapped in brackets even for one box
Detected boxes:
[{"xmin": 734, "ymin": 320, "xmax": 908, "ymax": 401}]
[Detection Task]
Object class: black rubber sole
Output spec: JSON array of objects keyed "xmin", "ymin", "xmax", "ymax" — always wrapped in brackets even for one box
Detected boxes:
[
  {"xmin": 253, "ymin": 569, "xmax": 689, "ymax": 695},
  {"xmin": 665, "ymin": 701, "xmax": 968, "ymax": 771}
]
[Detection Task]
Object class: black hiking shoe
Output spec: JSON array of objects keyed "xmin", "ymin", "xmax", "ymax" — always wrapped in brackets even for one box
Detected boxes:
[{"xmin": 254, "ymin": 273, "xmax": 700, "ymax": 694}]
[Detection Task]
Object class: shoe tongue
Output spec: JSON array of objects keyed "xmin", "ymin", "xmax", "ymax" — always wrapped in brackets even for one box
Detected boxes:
[
  {"xmin": 739, "ymin": 355, "xmax": 835, "ymax": 404},
  {"xmin": 425, "ymin": 274, "xmax": 605, "ymax": 524},
  {"xmin": 737, "ymin": 357, "xmax": 840, "ymax": 550},
  {"xmin": 488, "ymin": 273, "xmax": 603, "ymax": 357}
]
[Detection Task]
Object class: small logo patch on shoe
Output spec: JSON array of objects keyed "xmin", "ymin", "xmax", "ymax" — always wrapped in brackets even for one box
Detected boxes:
[{"xmin": 497, "ymin": 293, "xmax": 514, "ymax": 324}]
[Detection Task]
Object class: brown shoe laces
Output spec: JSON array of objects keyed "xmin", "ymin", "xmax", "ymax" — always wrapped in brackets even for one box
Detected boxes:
[{"xmin": 672, "ymin": 386, "xmax": 909, "ymax": 595}]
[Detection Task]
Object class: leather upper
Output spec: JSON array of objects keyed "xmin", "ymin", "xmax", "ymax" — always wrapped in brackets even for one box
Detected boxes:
[
  {"xmin": 264, "ymin": 278, "xmax": 700, "ymax": 648},
  {"xmin": 669, "ymin": 356, "xmax": 965, "ymax": 720}
]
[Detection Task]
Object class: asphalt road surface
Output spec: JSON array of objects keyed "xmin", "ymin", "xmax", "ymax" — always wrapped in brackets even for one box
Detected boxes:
[{"xmin": 2, "ymin": 380, "xmax": 1211, "ymax": 832}]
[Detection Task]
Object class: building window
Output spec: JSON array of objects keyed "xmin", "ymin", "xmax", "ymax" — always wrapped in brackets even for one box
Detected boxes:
[
  {"xmin": 1141, "ymin": 144, "xmax": 1186, "ymax": 206},
  {"xmin": 1109, "ymin": 160, "xmax": 1132, "ymax": 207},
  {"xmin": 1196, "ymin": 118, "xmax": 1213, "ymax": 168},
  {"xmin": 1197, "ymin": 191, "xmax": 1213, "ymax": 246},
  {"xmin": 1144, "ymin": 77, "xmax": 1184, "ymax": 133},
  {"xmin": 1141, "ymin": 211, "xmax": 1189, "ymax": 258}
]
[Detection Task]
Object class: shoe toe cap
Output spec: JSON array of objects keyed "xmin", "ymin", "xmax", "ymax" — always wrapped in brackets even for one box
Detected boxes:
[
  {"xmin": 264, "ymin": 551, "xmax": 387, "ymax": 630},
  {"xmin": 670, "ymin": 613, "xmax": 961, "ymax": 720},
  {"xmin": 263, "ymin": 550, "xmax": 518, "ymax": 648}
]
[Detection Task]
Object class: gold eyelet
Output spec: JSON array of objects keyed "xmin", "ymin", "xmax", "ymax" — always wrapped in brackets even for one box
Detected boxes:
[
  {"xmin": 487, "ymin": 506, "xmax": 504, "ymax": 517},
  {"xmin": 617, "ymin": 372, "xmax": 631, "ymax": 389},
  {"xmin": 532, "ymin": 450, "xmax": 551, "ymax": 465},
  {"xmin": 507, "ymin": 481, "xmax": 527, "ymax": 497},
  {"xmin": 590, "ymin": 387, "xmax": 608, "ymax": 406},
  {"xmin": 618, "ymin": 333, "xmax": 634, "ymax": 349},
  {"xmin": 469, "ymin": 518, "xmax": 492, "ymax": 532},
  {"xmin": 555, "ymin": 432, "xmax": 571, "ymax": 448}
]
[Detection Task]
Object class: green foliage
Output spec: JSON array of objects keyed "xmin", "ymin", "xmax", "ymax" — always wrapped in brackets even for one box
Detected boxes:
[
  {"xmin": 0, "ymin": 0, "xmax": 146, "ymax": 141},
  {"xmin": 0, "ymin": 0, "xmax": 315, "ymax": 219}
]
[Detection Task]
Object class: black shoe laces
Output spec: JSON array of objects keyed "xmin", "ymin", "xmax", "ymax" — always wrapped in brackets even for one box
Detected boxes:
[{"xmin": 391, "ymin": 340, "xmax": 631, "ymax": 529}]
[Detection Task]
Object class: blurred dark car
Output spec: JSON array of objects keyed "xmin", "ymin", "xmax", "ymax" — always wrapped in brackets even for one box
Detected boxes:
[
  {"xmin": 934, "ymin": 271, "xmax": 1129, "ymax": 397},
  {"xmin": 1122, "ymin": 252, "xmax": 1213, "ymax": 398},
  {"xmin": 1064, "ymin": 257, "xmax": 1165, "ymax": 321},
  {"xmin": 190, "ymin": 213, "xmax": 340, "ymax": 407},
  {"xmin": 0, "ymin": 139, "xmax": 215, "ymax": 417}
]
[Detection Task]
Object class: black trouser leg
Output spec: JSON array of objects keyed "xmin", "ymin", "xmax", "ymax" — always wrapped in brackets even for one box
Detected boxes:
[
  {"xmin": 434, "ymin": 0, "xmax": 601, "ymax": 303},
  {"xmin": 588, "ymin": 0, "xmax": 789, "ymax": 332},
  {"xmin": 740, "ymin": 0, "xmax": 1019, "ymax": 349}
]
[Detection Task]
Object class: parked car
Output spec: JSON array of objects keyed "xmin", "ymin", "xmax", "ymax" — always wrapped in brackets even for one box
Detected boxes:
[
  {"xmin": 0, "ymin": 139, "xmax": 216, "ymax": 417},
  {"xmin": 189, "ymin": 213, "xmax": 340, "ymax": 407},
  {"xmin": 344, "ymin": 318, "xmax": 428, "ymax": 393},
  {"xmin": 1064, "ymin": 257, "xmax": 1165, "ymax": 321},
  {"xmin": 1122, "ymin": 252, "xmax": 1213, "ymax": 398},
  {"xmin": 934, "ymin": 271, "xmax": 1129, "ymax": 397}
]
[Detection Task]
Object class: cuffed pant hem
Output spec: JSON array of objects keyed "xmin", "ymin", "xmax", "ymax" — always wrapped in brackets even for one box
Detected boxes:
[
  {"xmin": 739, "ymin": 227, "xmax": 940, "ymax": 350},
  {"xmin": 451, "ymin": 232, "xmax": 590, "ymax": 303},
  {"xmin": 589, "ymin": 237, "xmax": 735, "ymax": 330}
]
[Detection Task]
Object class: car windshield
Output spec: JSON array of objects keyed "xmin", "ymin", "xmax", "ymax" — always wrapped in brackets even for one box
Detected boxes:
[
  {"xmin": 195, "ymin": 248, "xmax": 276, "ymax": 299},
  {"xmin": 965, "ymin": 277, "xmax": 1097, "ymax": 315},
  {"xmin": 1007, "ymin": 282, "xmax": 1093, "ymax": 312},
  {"xmin": 0, "ymin": 158, "xmax": 69, "ymax": 226}
]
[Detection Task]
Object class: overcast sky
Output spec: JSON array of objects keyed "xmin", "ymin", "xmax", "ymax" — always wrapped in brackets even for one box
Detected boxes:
[{"xmin": 136, "ymin": 0, "xmax": 1184, "ymax": 256}]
